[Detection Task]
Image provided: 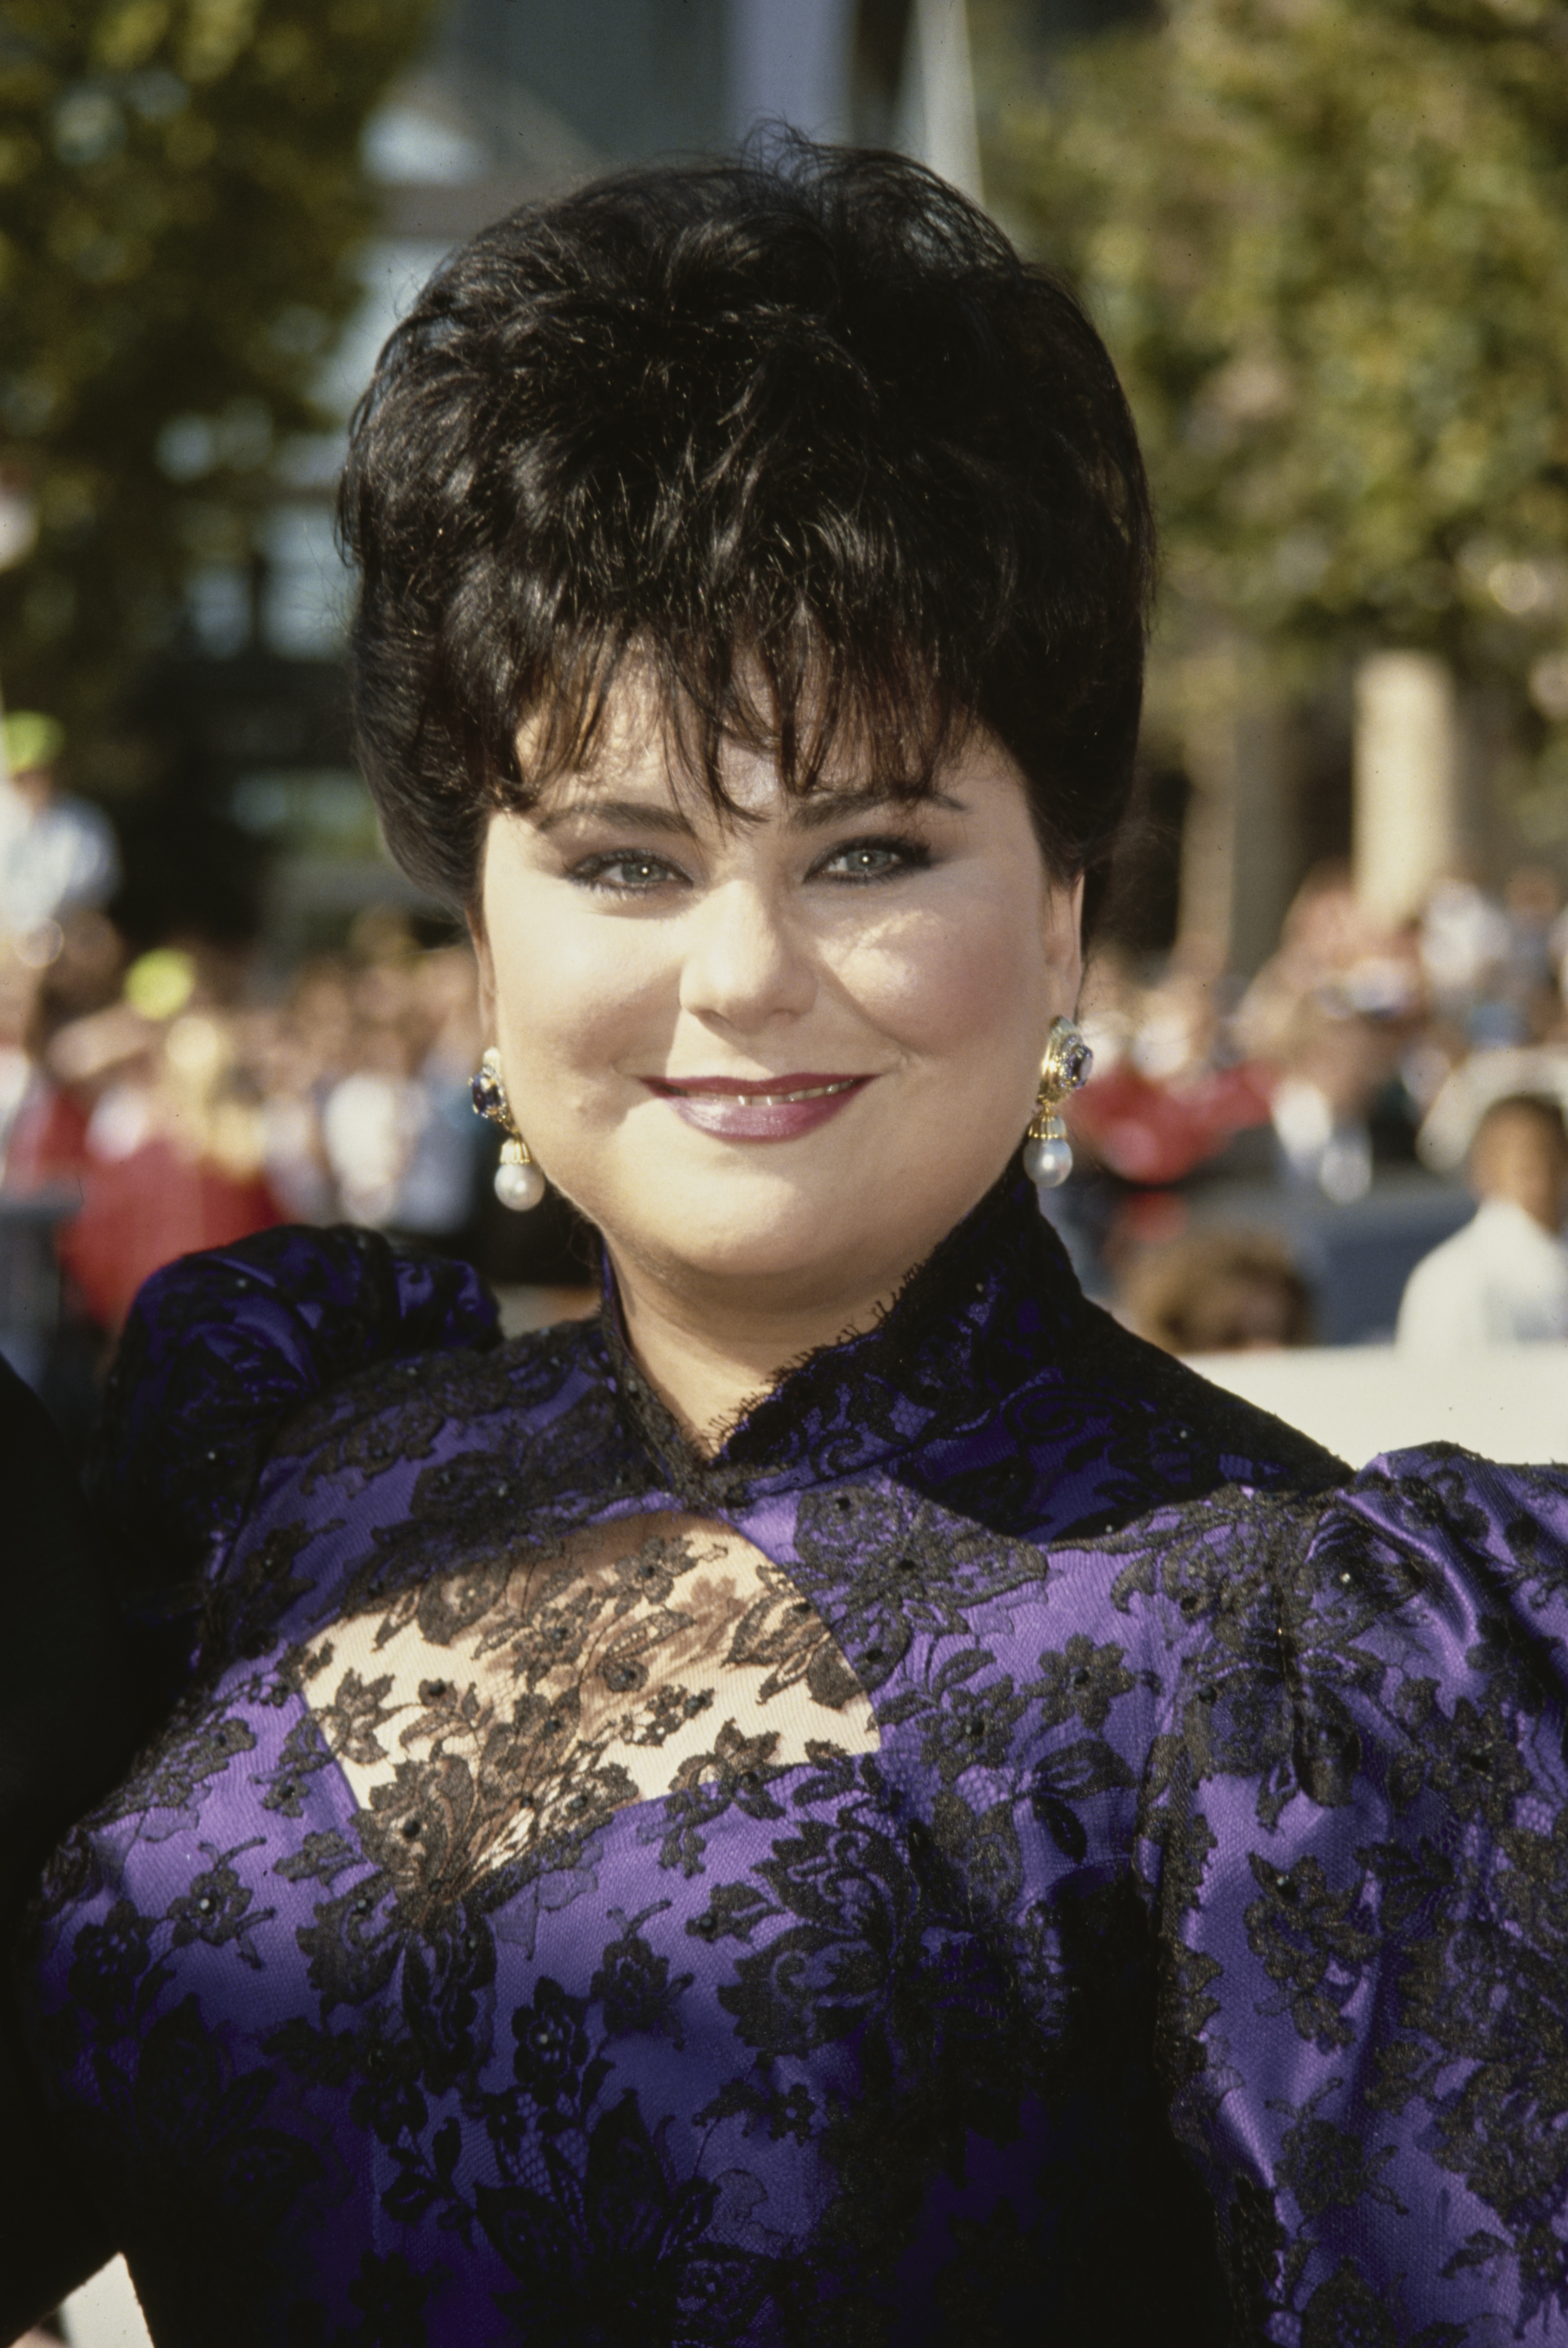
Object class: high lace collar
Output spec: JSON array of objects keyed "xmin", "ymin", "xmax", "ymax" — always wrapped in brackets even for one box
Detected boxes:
[{"xmin": 596, "ymin": 1166, "xmax": 1087, "ymax": 1506}]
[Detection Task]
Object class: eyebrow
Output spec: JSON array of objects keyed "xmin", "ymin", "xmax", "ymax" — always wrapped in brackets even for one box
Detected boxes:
[
  {"xmin": 532, "ymin": 787, "xmax": 962, "ymax": 836},
  {"xmin": 532, "ymin": 797, "xmax": 697, "ymax": 838}
]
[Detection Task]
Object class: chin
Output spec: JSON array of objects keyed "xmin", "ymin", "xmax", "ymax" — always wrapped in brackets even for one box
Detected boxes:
[
  {"xmin": 628, "ymin": 1162, "xmax": 978, "ymax": 1299},
  {"xmin": 654, "ymin": 1200, "xmax": 866, "ymax": 1289}
]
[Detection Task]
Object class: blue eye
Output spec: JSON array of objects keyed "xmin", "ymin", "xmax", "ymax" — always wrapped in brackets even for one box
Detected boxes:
[
  {"xmin": 569, "ymin": 852, "xmax": 684, "ymax": 893},
  {"xmin": 818, "ymin": 837, "xmax": 931, "ymax": 883}
]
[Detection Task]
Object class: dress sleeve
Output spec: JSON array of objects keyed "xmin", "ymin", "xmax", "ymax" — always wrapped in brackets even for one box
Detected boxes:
[
  {"xmin": 1149, "ymin": 1447, "xmax": 1568, "ymax": 2339},
  {"xmin": 88, "ymin": 1224, "xmax": 499, "ymax": 1634}
]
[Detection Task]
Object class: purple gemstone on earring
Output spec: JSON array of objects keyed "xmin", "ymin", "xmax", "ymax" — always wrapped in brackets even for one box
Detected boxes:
[
  {"xmin": 1064, "ymin": 1039, "xmax": 1093, "ymax": 1089},
  {"xmin": 471, "ymin": 1066, "xmax": 504, "ymax": 1121}
]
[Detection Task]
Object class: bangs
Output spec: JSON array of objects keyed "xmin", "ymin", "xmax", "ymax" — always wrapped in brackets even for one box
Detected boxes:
[{"xmin": 491, "ymin": 619, "xmax": 974, "ymax": 826}]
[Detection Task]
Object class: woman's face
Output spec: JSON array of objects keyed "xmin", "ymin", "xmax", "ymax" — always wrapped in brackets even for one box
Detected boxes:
[{"xmin": 475, "ymin": 695, "xmax": 1081, "ymax": 1320}]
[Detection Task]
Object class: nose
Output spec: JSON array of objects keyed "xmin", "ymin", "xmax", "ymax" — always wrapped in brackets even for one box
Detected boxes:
[{"xmin": 677, "ymin": 877, "xmax": 816, "ymax": 1033}]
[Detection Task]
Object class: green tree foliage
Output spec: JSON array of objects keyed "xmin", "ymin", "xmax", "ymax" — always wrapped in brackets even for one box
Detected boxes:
[
  {"xmin": 0, "ymin": 0, "xmax": 433, "ymax": 785},
  {"xmin": 993, "ymin": 0, "xmax": 1568, "ymax": 681}
]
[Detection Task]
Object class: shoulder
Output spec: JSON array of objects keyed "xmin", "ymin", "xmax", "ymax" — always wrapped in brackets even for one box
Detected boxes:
[
  {"xmin": 1408, "ymin": 1209, "xmax": 1480, "ymax": 1275},
  {"xmin": 892, "ymin": 1287, "xmax": 1347, "ymax": 1553},
  {"xmin": 1067, "ymin": 1297, "xmax": 1348, "ymax": 1495},
  {"xmin": 92, "ymin": 1224, "xmax": 501, "ymax": 1624},
  {"xmin": 199, "ymin": 1311, "xmax": 634, "ymax": 1664},
  {"xmin": 1125, "ymin": 1443, "xmax": 1568, "ymax": 2333},
  {"xmin": 1064, "ymin": 1442, "xmax": 1568, "ymax": 1900},
  {"xmin": 1108, "ymin": 1438, "xmax": 1568, "ymax": 1646},
  {"xmin": 1124, "ymin": 1442, "xmax": 1568, "ymax": 1781},
  {"xmin": 261, "ymin": 1305, "xmax": 612, "ymax": 1508},
  {"xmin": 1324, "ymin": 1442, "xmax": 1568, "ymax": 1601}
]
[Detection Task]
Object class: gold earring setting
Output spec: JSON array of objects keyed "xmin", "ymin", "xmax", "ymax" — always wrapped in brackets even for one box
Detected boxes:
[
  {"xmin": 1023, "ymin": 1016, "xmax": 1093, "ymax": 1197},
  {"xmin": 470, "ymin": 1047, "xmax": 546, "ymax": 1211}
]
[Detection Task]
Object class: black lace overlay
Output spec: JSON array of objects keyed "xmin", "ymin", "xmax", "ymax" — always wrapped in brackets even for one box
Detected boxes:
[{"xmin": 15, "ymin": 1180, "xmax": 1568, "ymax": 2342}]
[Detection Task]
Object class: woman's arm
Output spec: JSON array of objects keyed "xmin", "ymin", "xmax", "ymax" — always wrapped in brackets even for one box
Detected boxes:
[
  {"xmin": 2, "ymin": 1231, "xmax": 498, "ymax": 2332},
  {"xmin": 1153, "ymin": 1450, "xmax": 1568, "ymax": 2334}
]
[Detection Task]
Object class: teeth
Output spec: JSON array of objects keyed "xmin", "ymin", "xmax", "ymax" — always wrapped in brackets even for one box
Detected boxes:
[
  {"xmin": 675, "ymin": 1079, "xmax": 858, "ymax": 1104},
  {"xmin": 750, "ymin": 1080, "xmax": 856, "ymax": 1104}
]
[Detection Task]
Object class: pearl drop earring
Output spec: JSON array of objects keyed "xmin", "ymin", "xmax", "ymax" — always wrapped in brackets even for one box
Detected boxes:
[
  {"xmin": 1022, "ymin": 1016, "xmax": 1093, "ymax": 1201},
  {"xmin": 470, "ymin": 1047, "xmax": 546, "ymax": 1211}
]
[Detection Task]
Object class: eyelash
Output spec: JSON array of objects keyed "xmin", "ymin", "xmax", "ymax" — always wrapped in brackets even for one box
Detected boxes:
[{"xmin": 566, "ymin": 835, "xmax": 933, "ymax": 896}]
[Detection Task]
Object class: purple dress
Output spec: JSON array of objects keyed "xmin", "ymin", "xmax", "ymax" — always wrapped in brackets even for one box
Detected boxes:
[{"xmin": 17, "ymin": 1178, "xmax": 1568, "ymax": 2344}]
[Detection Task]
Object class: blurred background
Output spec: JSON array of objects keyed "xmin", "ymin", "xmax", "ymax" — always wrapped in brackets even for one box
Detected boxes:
[{"xmin": 3, "ymin": 0, "xmax": 1568, "ymax": 1485}]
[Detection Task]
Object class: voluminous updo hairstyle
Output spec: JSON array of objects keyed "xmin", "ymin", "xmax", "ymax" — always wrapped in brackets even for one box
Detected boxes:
[{"xmin": 340, "ymin": 137, "xmax": 1154, "ymax": 914}]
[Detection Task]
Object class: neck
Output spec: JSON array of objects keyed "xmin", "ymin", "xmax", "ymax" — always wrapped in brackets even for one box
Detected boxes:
[{"xmin": 609, "ymin": 1252, "xmax": 908, "ymax": 1456}]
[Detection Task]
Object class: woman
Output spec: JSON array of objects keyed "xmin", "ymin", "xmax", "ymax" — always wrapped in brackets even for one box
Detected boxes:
[{"xmin": 10, "ymin": 145, "xmax": 1568, "ymax": 2345}]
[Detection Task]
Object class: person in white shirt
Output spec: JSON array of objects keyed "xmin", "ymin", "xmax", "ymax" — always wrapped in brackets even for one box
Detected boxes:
[
  {"xmin": 0, "ymin": 710, "xmax": 120, "ymax": 944},
  {"xmin": 1397, "ymin": 1091, "xmax": 1568, "ymax": 1348}
]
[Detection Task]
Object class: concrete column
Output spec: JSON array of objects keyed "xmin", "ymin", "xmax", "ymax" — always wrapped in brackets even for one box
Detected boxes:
[
  {"xmin": 1229, "ymin": 702, "xmax": 1297, "ymax": 976},
  {"xmin": 900, "ymin": 0, "xmax": 982, "ymax": 201},
  {"xmin": 727, "ymin": 0, "xmax": 853, "ymax": 144},
  {"xmin": 1352, "ymin": 650, "xmax": 1460, "ymax": 926},
  {"xmin": 1174, "ymin": 640, "xmax": 1296, "ymax": 977}
]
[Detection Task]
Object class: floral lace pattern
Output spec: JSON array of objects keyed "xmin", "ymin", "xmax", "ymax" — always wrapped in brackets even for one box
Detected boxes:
[
  {"xmin": 17, "ymin": 1182, "xmax": 1568, "ymax": 2344},
  {"xmin": 296, "ymin": 1510, "xmax": 876, "ymax": 1901}
]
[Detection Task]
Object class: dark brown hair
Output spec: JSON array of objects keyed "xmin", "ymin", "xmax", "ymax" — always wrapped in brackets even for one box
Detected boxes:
[
  {"xmin": 1122, "ymin": 1232, "xmax": 1314, "ymax": 1357},
  {"xmin": 1474, "ymin": 1093, "xmax": 1568, "ymax": 1157},
  {"xmin": 339, "ymin": 137, "xmax": 1154, "ymax": 912}
]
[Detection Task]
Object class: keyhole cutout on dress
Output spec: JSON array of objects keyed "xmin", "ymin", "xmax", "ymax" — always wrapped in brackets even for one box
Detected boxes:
[{"xmin": 290, "ymin": 1512, "xmax": 879, "ymax": 1888}]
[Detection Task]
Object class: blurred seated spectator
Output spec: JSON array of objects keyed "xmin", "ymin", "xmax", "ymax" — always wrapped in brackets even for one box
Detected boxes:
[
  {"xmin": 322, "ymin": 1023, "xmax": 430, "ymax": 1227},
  {"xmin": 319, "ymin": 939, "xmax": 487, "ymax": 1236},
  {"xmin": 1267, "ymin": 1001, "xmax": 1397, "ymax": 1203},
  {"xmin": 1416, "ymin": 1041, "xmax": 1568, "ymax": 1175},
  {"xmin": 1420, "ymin": 877, "xmax": 1512, "ymax": 1032},
  {"xmin": 1235, "ymin": 861, "xmax": 1421, "ymax": 1064},
  {"xmin": 14, "ymin": 950, "xmax": 283, "ymax": 1331},
  {"xmin": 1397, "ymin": 1093, "xmax": 1568, "ymax": 1350},
  {"xmin": 1409, "ymin": 867, "xmax": 1567, "ymax": 1053},
  {"xmin": 1070, "ymin": 1056, "xmax": 1274, "ymax": 1188},
  {"xmin": 1070, "ymin": 955, "xmax": 1273, "ymax": 1187},
  {"xmin": 1502, "ymin": 866, "xmax": 1564, "ymax": 1043},
  {"xmin": 0, "ymin": 942, "xmax": 37, "ymax": 1165},
  {"xmin": 1119, "ymin": 1230, "xmax": 1314, "ymax": 1356},
  {"xmin": 0, "ymin": 712, "xmax": 119, "ymax": 951}
]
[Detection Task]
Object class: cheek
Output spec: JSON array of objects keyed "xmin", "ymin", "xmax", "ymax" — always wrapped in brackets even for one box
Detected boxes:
[
  {"xmin": 834, "ymin": 893, "xmax": 1053, "ymax": 1067},
  {"xmin": 485, "ymin": 883, "xmax": 669, "ymax": 1102}
]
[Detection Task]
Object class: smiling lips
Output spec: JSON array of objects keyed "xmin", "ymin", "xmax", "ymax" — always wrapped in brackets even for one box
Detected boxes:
[{"xmin": 644, "ymin": 1072, "xmax": 872, "ymax": 1142}]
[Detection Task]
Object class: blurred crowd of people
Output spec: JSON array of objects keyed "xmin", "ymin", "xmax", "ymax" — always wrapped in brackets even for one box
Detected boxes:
[
  {"xmin": 2, "ymin": 918, "xmax": 498, "ymax": 1325},
  {"xmin": 1080, "ymin": 856, "xmax": 1568, "ymax": 1354},
  {"xmin": 7, "ymin": 701, "xmax": 1568, "ymax": 1410},
  {"xmin": 0, "ymin": 711, "xmax": 591, "ymax": 1434}
]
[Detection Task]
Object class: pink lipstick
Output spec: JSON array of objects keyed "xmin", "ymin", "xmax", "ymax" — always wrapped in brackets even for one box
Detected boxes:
[{"xmin": 643, "ymin": 1071, "xmax": 872, "ymax": 1142}]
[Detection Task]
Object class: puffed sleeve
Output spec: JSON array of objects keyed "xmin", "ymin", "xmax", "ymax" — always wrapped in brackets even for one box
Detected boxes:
[
  {"xmin": 1147, "ymin": 1447, "xmax": 1568, "ymax": 2338},
  {"xmin": 88, "ymin": 1224, "xmax": 499, "ymax": 1639}
]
